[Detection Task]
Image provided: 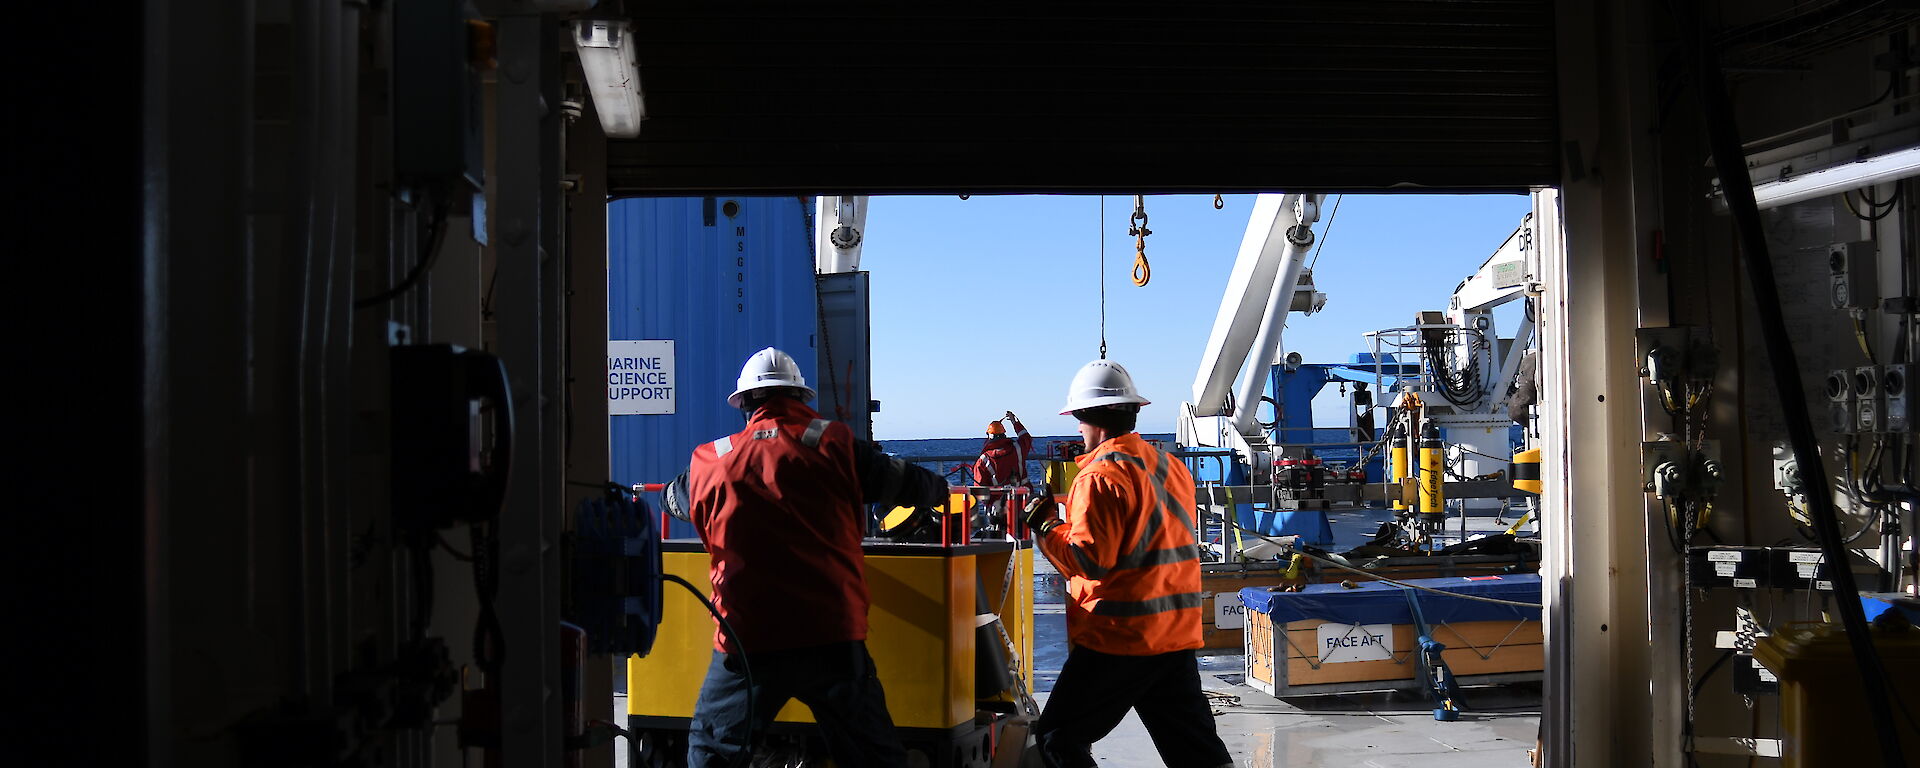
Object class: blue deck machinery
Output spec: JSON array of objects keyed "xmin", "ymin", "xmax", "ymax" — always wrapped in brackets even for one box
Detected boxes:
[
  {"xmin": 1177, "ymin": 193, "xmax": 1541, "ymax": 555},
  {"xmin": 1178, "ymin": 192, "xmax": 1550, "ymax": 721}
]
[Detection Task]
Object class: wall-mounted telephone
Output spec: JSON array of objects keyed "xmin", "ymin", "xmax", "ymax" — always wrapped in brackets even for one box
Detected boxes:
[{"xmin": 391, "ymin": 344, "xmax": 514, "ymax": 531}]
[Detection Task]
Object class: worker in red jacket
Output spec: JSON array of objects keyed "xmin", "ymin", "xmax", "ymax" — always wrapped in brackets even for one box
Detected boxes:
[
  {"xmin": 678, "ymin": 347, "xmax": 948, "ymax": 768},
  {"xmin": 973, "ymin": 411, "xmax": 1034, "ymax": 488},
  {"xmin": 1021, "ymin": 359, "xmax": 1233, "ymax": 768}
]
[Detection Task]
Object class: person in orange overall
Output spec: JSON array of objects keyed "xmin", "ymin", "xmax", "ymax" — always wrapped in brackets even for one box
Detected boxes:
[
  {"xmin": 1021, "ymin": 359, "xmax": 1234, "ymax": 768},
  {"xmin": 679, "ymin": 347, "xmax": 947, "ymax": 768}
]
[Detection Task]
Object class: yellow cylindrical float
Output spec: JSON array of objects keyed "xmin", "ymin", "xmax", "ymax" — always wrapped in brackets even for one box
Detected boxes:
[
  {"xmin": 1389, "ymin": 445, "xmax": 1409, "ymax": 511},
  {"xmin": 1417, "ymin": 424, "xmax": 1444, "ymax": 521}
]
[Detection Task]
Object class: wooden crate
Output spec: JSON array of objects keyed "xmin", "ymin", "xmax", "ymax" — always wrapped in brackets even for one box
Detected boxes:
[
  {"xmin": 1245, "ymin": 615, "xmax": 1542, "ymax": 697},
  {"xmin": 1203, "ymin": 553, "xmax": 1538, "ymax": 651},
  {"xmin": 1200, "ymin": 566, "xmax": 1292, "ymax": 650}
]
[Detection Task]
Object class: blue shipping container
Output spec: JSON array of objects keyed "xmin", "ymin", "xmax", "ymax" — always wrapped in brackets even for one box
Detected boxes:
[{"xmin": 608, "ymin": 197, "xmax": 818, "ymax": 538}]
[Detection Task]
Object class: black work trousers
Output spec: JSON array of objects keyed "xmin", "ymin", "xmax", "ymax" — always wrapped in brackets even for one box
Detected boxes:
[
  {"xmin": 686, "ymin": 640, "xmax": 905, "ymax": 768},
  {"xmin": 1033, "ymin": 646, "xmax": 1234, "ymax": 768}
]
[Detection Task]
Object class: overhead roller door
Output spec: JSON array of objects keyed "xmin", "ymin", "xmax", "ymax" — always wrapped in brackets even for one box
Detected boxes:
[{"xmin": 606, "ymin": 1, "xmax": 1556, "ymax": 195}]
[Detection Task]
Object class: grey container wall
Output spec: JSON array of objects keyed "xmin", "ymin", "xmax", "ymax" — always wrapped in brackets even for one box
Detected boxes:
[{"xmin": 608, "ymin": 197, "xmax": 818, "ymax": 538}]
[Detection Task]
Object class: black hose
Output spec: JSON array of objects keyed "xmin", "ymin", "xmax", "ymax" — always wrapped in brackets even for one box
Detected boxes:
[
  {"xmin": 662, "ymin": 573, "xmax": 756, "ymax": 767},
  {"xmin": 1674, "ymin": 1, "xmax": 1907, "ymax": 764},
  {"xmin": 355, "ymin": 190, "xmax": 452, "ymax": 310}
]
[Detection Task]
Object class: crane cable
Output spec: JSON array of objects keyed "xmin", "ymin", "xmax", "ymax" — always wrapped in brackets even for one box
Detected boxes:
[
  {"xmin": 1129, "ymin": 194, "xmax": 1152, "ymax": 286},
  {"xmin": 1307, "ymin": 194, "xmax": 1344, "ymax": 272},
  {"xmin": 1098, "ymin": 196, "xmax": 1107, "ymax": 359}
]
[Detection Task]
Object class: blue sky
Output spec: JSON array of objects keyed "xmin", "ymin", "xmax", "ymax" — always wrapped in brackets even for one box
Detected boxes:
[{"xmin": 860, "ymin": 193, "xmax": 1534, "ymax": 440}]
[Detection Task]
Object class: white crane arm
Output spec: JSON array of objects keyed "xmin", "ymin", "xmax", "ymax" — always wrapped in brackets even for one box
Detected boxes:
[{"xmin": 814, "ymin": 196, "xmax": 868, "ymax": 273}]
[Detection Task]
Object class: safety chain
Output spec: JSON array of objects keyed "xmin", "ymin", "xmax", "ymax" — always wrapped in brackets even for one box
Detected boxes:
[
  {"xmin": 1128, "ymin": 194, "xmax": 1152, "ymax": 286},
  {"xmin": 1681, "ymin": 503, "xmax": 1699, "ymax": 757}
]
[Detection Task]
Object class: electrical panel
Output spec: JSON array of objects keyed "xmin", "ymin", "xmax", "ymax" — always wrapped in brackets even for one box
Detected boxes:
[
  {"xmin": 394, "ymin": 0, "xmax": 486, "ymax": 192},
  {"xmin": 1827, "ymin": 241, "xmax": 1879, "ymax": 310}
]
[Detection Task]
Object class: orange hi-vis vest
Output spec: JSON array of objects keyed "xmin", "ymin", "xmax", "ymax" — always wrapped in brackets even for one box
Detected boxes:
[{"xmin": 1037, "ymin": 432, "xmax": 1202, "ymax": 655}]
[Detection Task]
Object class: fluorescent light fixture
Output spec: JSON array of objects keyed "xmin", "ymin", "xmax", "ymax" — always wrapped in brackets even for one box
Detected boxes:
[
  {"xmin": 1742, "ymin": 144, "xmax": 1920, "ymax": 210},
  {"xmin": 572, "ymin": 19, "xmax": 645, "ymax": 139}
]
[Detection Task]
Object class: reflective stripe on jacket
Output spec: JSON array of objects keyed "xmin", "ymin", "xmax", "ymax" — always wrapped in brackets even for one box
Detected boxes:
[
  {"xmin": 1037, "ymin": 432, "xmax": 1202, "ymax": 655},
  {"xmin": 973, "ymin": 421, "xmax": 1033, "ymax": 486},
  {"xmin": 687, "ymin": 398, "xmax": 867, "ymax": 654}
]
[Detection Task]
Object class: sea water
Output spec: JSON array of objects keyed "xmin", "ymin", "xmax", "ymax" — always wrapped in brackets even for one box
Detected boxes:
[{"xmin": 881, "ymin": 432, "xmax": 1175, "ymax": 486}]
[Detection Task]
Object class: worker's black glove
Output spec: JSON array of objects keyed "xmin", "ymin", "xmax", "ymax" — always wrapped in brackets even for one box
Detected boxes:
[
  {"xmin": 1004, "ymin": 410, "xmax": 1018, "ymax": 422},
  {"xmin": 904, "ymin": 463, "xmax": 949, "ymax": 509},
  {"xmin": 1022, "ymin": 493, "xmax": 1061, "ymax": 536},
  {"xmin": 662, "ymin": 472, "xmax": 693, "ymax": 523}
]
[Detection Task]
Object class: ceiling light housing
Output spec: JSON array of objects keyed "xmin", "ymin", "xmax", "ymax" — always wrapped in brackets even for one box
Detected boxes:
[{"xmin": 572, "ymin": 19, "xmax": 646, "ymax": 139}]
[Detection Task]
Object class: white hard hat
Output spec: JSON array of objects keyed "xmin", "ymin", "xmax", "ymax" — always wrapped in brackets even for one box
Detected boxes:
[
  {"xmin": 1058, "ymin": 359, "xmax": 1151, "ymax": 414},
  {"xmin": 728, "ymin": 347, "xmax": 814, "ymax": 409}
]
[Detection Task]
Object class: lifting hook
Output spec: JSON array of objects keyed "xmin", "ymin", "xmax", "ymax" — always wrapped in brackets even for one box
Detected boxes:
[{"xmin": 1128, "ymin": 195, "xmax": 1152, "ymax": 286}]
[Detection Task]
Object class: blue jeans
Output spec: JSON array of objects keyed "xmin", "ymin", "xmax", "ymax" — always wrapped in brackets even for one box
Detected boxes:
[{"xmin": 686, "ymin": 640, "xmax": 906, "ymax": 768}]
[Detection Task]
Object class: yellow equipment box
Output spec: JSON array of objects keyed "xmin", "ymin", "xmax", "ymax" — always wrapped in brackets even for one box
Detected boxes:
[
  {"xmin": 1752, "ymin": 620, "xmax": 1920, "ymax": 767},
  {"xmin": 628, "ymin": 539, "xmax": 1033, "ymax": 763}
]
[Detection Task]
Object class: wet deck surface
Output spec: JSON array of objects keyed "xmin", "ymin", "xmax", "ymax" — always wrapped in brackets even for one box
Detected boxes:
[{"xmin": 1040, "ymin": 504, "xmax": 1541, "ymax": 766}]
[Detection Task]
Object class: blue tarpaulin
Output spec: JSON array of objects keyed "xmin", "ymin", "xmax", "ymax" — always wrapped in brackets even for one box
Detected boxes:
[
  {"xmin": 1241, "ymin": 573, "xmax": 1542, "ymax": 626},
  {"xmin": 1862, "ymin": 593, "xmax": 1920, "ymax": 625}
]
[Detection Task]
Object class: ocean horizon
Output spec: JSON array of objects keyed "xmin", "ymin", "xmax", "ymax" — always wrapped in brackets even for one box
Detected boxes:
[{"xmin": 881, "ymin": 432, "xmax": 1176, "ymax": 486}]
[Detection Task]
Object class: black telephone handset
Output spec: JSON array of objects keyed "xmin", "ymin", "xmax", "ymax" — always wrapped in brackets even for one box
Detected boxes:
[{"xmin": 392, "ymin": 344, "xmax": 515, "ymax": 531}]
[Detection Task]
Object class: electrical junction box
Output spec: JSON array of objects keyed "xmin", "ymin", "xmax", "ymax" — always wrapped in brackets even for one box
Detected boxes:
[
  {"xmin": 1688, "ymin": 546, "xmax": 1770, "ymax": 590},
  {"xmin": 394, "ymin": 0, "xmax": 486, "ymax": 192},
  {"xmin": 1641, "ymin": 439, "xmax": 1720, "ymax": 498},
  {"xmin": 1732, "ymin": 653, "xmax": 1781, "ymax": 696},
  {"xmin": 1882, "ymin": 362, "xmax": 1911, "ymax": 432},
  {"xmin": 1634, "ymin": 326, "xmax": 1715, "ymax": 382},
  {"xmin": 1770, "ymin": 444, "xmax": 1802, "ymax": 494},
  {"xmin": 1827, "ymin": 241, "xmax": 1878, "ymax": 310},
  {"xmin": 1826, "ymin": 369, "xmax": 1858, "ymax": 435},
  {"xmin": 1414, "ymin": 310, "xmax": 1451, "ymax": 344},
  {"xmin": 1641, "ymin": 440, "xmax": 1685, "ymax": 493},
  {"xmin": 1769, "ymin": 548, "xmax": 1837, "ymax": 592},
  {"xmin": 1854, "ymin": 365, "xmax": 1886, "ymax": 433}
]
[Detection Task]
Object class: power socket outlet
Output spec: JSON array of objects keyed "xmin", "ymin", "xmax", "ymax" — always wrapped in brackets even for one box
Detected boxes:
[
  {"xmin": 1827, "ymin": 369, "xmax": 1859, "ymax": 435},
  {"xmin": 1856, "ymin": 365, "xmax": 1886, "ymax": 433},
  {"xmin": 1828, "ymin": 241, "xmax": 1879, "ymax": 310},
  {"xmin": 1884, "ymin": 363, "xmax": 1911, "ymax": 433}
]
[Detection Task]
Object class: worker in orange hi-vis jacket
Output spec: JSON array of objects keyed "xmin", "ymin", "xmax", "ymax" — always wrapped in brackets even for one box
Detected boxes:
[{"xmin": 1021, "ymin": 359, "xmax": 1233, "ymax": 768}]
